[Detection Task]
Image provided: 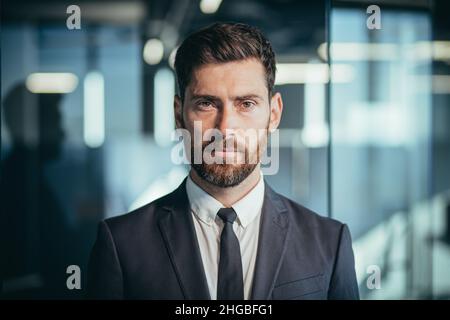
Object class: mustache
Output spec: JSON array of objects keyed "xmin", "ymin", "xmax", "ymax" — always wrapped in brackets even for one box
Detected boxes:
[{"xmin": 200, "ymin": 136, "xmax": 247, "ymax": 152}]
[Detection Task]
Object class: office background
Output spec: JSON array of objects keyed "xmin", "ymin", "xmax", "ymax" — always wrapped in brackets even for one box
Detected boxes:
[{"xmin": 1, "ymin": 0, "xmax": 450, "ymax": 299}]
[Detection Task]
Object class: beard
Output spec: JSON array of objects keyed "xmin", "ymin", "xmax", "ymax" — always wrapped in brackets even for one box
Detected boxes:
[
  {"xmin": 190, "ymin": 130, "xmax": 268, "ymax": 188},
  {"xmin": 191, "ymin": 159, "xmax": 258, "ymax": 188}
]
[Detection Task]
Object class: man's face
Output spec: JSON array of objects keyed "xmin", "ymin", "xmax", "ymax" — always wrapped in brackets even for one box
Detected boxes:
[{"xmin": 175, "ymin": 58, "xmax": 283, "ymax": 187}]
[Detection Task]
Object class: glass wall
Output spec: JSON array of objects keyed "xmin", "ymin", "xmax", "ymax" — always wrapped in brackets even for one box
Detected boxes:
[{"xmin": 329, "ymin": 0, "xmax": 450, "ymax": 299}]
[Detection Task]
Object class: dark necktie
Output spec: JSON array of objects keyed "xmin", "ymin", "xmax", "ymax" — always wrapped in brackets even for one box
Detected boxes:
[{"xmin": 216, "ymin": 207, "xmax": 244, "ymax": 300}]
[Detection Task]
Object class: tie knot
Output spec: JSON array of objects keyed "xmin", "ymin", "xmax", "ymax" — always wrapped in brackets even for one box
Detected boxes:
[{"xmin": 217, "ymin": 208, "xmax": 237, "ymax": 224}]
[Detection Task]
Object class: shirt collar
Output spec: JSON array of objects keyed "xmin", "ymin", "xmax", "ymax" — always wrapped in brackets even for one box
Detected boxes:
[{"xmin": 186, "ymin": 171, "xmax": 265, "ymax": 228}]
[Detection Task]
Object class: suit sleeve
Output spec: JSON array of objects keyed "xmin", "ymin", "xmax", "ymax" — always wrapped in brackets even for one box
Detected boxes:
[
  {"xmin": 328, "ymin": 224, "xmax": 360, "ymax": 300},
  {"xmin": 86, "ymin": 220, "xmax": 124, "ymax": 299}
]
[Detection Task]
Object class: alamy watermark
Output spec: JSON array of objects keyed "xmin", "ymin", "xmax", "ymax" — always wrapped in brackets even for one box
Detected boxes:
[
  {"xmin": 66, "ymin": 265, "xmax": 81, "ymax": 290},
  {"xmin": 367, "ymin": 5, "xmax": 381, "ymax": 30},
  {"xmin": 66, "ymin": 5, "xmax": 81, "ymax": 30},
  {"xmin": 366, "ymin": 264, "xmax": 382, "ymax": 290}
]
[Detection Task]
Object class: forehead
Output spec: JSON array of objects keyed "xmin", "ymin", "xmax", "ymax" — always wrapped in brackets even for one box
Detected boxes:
[{"xmin": 188, "ymin": 58, "xmax": 268, "ymax": 96}]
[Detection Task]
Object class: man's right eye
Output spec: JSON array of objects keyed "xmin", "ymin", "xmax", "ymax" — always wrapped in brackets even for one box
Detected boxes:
[{"xmin": 197, "ymin": 101, "xmax": 214, "ymax": 109}]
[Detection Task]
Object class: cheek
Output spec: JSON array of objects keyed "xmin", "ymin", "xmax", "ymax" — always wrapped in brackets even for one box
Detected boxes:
[
  {"xmin": 244, "ymin": 107, "xmax": 271, "ymax": 129},
  {"xmin": 184, "ymin": 107, "xmax": 215, "ymax": 125}
]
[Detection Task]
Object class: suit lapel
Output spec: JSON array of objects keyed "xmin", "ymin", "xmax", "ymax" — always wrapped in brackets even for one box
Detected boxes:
[
  {"xmin": 157, "ymin": 178, "xmax": 211, "ymax": 300},
  {"xmin": 250, "ymin": 182, "xmax": 290, "ymax": 300}
]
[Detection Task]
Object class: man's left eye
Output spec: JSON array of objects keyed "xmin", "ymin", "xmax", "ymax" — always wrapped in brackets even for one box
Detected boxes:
[{"xmin": 241, "ymin": 101, "xmax": 256, "ymax": 109}]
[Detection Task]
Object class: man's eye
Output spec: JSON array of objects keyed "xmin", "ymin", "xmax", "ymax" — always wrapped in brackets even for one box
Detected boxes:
[
  {"xmin": 241, "ymin": 101, "xmax": 256, "ymax": 109},
  {"xmin": 197, "ymin": 101, "xmax": 214, "ymax": 109}
]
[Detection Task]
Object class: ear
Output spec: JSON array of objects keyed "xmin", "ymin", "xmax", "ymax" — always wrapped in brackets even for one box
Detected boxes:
[
  {"xmin": 269, "ymin": 92, "xmax": 283, "ymax": 132},
  {"xmin": 174, "ymin": 94, "xmax": 184, "ymax": 129}
]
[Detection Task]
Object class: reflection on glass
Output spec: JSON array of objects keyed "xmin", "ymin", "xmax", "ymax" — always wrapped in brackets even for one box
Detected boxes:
[{"xmin": 329, "ymin": 2, "xmax": 450, "ymax": 299}]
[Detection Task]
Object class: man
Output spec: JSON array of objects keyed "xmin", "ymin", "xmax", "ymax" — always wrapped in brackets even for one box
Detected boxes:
[{"xmin": 87, "ymin": 23, "xmax": 359, "ymax": 300}]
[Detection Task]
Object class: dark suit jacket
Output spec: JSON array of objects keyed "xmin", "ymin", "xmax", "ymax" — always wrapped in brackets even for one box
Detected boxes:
[{"xmin": 87, "ymin": 178, "xmax": 360, "ymax": 300}]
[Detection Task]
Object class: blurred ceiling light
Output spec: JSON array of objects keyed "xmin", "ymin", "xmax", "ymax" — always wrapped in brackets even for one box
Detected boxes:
[
  {"xmin": 168, "ymin": 47, "xmax": 178, "ymax": 70},
  {"xmin": 143, "ymin": 38, "xmax": 164, "ymax": 65},
  {"xmin": 431, "ymin": 41, "xmax": 450, "ymax": 61},
  {"xmin": 6, "ymin": 2, "xmax": 147, "ymax": 24},
  {"xmin": 319, "ymin": 41, "xmax": 450, "ymax": 62},
  {"xmin": 275, "ymin": 63, "xmax": 354, "ymax": 84},
  {"xmin": 154, "ymin": 68, "xmax": 175, "ymax": 147},
  {"xmin": 302, "ymin": 82, "xmax": 329, "ymax": 148},
  {"xmin": 26, "ymin": 73, "xmax": 78, "ymax": 93},
  {"xmin": 317, "ymin": 43, "xmax": 327, "ymax": 60},
  {"xmin": 83, "ymin": 71, "xmax": 105, "ymax": 148},
  {"xmin": 414, "ymin": 41, "xmax": 450, "ymax": 61},
  {"xmin": 318, "ymin": 42, "xmax": 399, "ymax": 61},
  {"xmin": 301, "ymin": 125, "xmax": 330, "ymax": 148},
  {"xmin": 200, "ymin": 0, "xmax": 223, "ymax": 14}
]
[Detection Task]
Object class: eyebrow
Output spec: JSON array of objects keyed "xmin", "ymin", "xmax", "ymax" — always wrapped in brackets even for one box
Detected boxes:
[
  {"xmin": 190, "ymin": 94, "xmax": 264, "ymax": 101},
  {"xmin": 190, "ymin": 94, "xmax": 219, "ymax": 102}
]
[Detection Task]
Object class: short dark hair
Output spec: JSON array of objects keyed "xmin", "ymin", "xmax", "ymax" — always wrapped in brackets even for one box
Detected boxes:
[{"xmin": 174, "ymin": 22, "xmax": 276, "ymax": 101}]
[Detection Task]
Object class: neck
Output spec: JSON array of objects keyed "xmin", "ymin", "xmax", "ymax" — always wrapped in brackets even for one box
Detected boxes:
[{"xmin": 189, "ymin": 165, "xmax": 262, "ymax": 208}]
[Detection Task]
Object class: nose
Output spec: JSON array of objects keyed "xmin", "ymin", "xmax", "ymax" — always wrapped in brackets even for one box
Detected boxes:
[{"xmin": 216, "ymin": 102, "xmax": 238, "ymax": 134}]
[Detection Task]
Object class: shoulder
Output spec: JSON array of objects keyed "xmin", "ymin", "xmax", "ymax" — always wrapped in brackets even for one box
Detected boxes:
[
  {"xmin": 268, "ymin": 186, "xmax": 349, "ymax": 243},
  {"xmin": 101, "ymin": 185, "xmax": 181, "ymax": 237}
]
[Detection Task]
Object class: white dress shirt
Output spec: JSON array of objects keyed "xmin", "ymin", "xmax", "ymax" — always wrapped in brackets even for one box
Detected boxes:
[{"xmin": 185, "ymin": 172, "xmax": 265, "ymax": 300}]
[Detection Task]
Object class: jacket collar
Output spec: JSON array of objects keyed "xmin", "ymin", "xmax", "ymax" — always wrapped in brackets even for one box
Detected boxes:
[{"xmin": 157, "ymin": 176, "xmax": 290, "ymax": 300}]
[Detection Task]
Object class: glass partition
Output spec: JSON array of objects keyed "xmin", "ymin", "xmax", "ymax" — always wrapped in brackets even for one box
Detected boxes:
[{"xmin": 329, "ymin": 0, "xmax": 450, "ymax": 299}]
